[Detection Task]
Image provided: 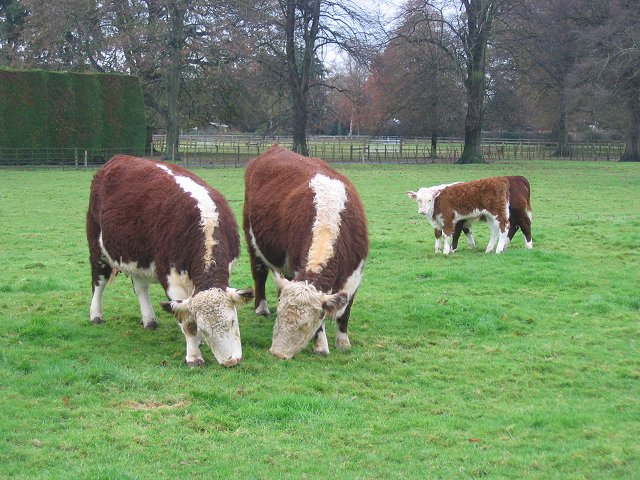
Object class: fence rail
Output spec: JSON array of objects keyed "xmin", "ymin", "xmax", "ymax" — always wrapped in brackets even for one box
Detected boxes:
[{"xmin": 0, "ymin": 135, "xmax": 626, "ymax": 168}]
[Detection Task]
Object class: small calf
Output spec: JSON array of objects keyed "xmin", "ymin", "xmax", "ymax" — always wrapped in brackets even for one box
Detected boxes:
[
  {"xmin": 408, "ymin": 177, "xmax": 511, "ymax": 255},
  {"xmin": 432, "ymin": 176, "xmax": 533, "ymax": 252}
]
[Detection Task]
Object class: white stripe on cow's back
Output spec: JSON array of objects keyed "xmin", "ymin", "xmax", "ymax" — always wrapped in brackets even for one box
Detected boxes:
[
  {"xmin": 307, "ymin": 174, "xmax": 347, "ymax": 274},
  {"xmin": 157, "ymin": 164, "xmax": 219, "ymax": 269}
]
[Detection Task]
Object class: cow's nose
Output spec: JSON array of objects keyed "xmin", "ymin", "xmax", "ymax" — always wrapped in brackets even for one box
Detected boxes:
[
  {"xmin": 222, "ymin": 356, "xmax": 242, "ymax": 367},
  {"xmin": 269, "ymin": 347, "xmax": 293, "ymax": 360}
]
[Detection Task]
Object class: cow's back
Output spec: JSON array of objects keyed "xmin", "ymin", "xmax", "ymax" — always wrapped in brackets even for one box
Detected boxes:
[
  {"xmin": 88, "ymin": 155, "xmax": 239, "ymax": 286},
  {"xmin": 434, "ymin": 176, "xmax": 509, "ymax": 216},
  {"xmin": 244, "ymin": 145, "xmax": 368, "ymax": 291}
]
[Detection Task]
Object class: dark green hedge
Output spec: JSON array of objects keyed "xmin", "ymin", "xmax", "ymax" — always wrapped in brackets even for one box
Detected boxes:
[{"xmin": 0, "ymin": 69, "xmax": 146, "ymax": 156}]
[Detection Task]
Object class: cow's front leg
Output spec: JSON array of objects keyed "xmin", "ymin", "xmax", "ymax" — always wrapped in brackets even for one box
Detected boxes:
[
  {"xmin": 442, "ymin": 234, "xmax": 454, "ymax": 255},
  {"xmin": 180, "ymin": 320, "xmax": 205, "ymax": 366},
  {"xmin": 434, "ymin": 229, "xmax": 443, "ymax": 253},
  {"xmin": 495, "ymin": 225, "xmax": 510, "ymax": 254},
  {"xmin": 249, "ymin": 250, "xmax": 271, "ymax": 316},
  {"xmin": 486, "ymin": 221, "xmax": 499, "ymax": 253},
  {"xmin": 335, "ymin": 297, "xmax": 354, "ymax": 350},
  {"xmin": 464, "ymin": 226, "xmax": 477, "ymax": 249},
  {"xmin": 313, "ymin": 322, "xmax": 330, "ymax": 355},
  {"xmin": 132, "ymin": 277, "xmax": 158, "ymax": 329}
]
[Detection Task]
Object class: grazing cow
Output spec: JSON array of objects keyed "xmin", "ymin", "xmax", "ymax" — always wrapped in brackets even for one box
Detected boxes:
[
  {"xmin": 407, "ymin": 176, "xmax": 511, "ymax": 255},
  {"xmin": 243, "ymin": 145, "xmax": 369, "ymax": 359},
  {"xmin": 431, "ymin": 176, "xmax": 533, "ymax": 252},
  {"xmin": 87, "ymin": 155, "xmax": 253, "ymax": 367}
]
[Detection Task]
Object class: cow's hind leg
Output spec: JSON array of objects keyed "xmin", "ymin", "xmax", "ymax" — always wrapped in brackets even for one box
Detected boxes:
[
  {"xmin": 248, "ymin": 249, "xmax": 271, "ymax": 316},
  {"xmin": 90, "ymin": 269, "xmax": 110, "ymax": 324},
  {"xmin": 132, "ymin": 276, "xmax": 158, "ymax": 329},
  {"xmin": 313, "ymin": 322, "xmax": 330, "ymax": 355},
  {"xmin": 335, "ymin": 296, "xmax": 355, "ymax": 350},
  {"xmin": 88, "ymin": 251, "xmax": 112, "ymax": 324},
  {"xmin": 521, "ymin": 211, "xmax": 533, "ymax": 249}
]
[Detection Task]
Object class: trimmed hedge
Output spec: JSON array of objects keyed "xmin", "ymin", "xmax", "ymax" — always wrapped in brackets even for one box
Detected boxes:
[{"xmin": 0, "ymin": 69, "xmax": 146, "ymax": 159}]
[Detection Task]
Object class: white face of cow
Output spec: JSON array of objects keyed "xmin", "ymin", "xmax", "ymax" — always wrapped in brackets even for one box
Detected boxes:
[
  {"xmin": 407, "ymin": 187, "xmax": 438, "ymax": 220},
  {"xmin": 269, "ymin": 275, "xmax": 348, "ymax": 360},
  {"xmin": 164, "ymin": 288, "xmax": 251, "ymax": 366}
]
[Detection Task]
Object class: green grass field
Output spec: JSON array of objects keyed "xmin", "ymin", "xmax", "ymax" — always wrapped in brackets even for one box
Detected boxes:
[{"xmin": 1, "ymin": 161, "xmax": 638, "ymax": 479}]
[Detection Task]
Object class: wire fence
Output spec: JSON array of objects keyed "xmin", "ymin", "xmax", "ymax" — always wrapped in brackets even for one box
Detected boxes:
[{"xmin": 0, "ymin": 135, "xmax": 626, "ymax": 168}]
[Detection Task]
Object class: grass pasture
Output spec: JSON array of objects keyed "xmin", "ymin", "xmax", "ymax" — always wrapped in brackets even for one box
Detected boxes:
[{"xmin": 0, "ymin": 160, "xmax": 639, "ymax": 479}]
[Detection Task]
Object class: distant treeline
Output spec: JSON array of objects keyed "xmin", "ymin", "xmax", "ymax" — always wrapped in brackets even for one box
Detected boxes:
[{"xmin": 0, "ymin": 70, "xmax": 146, "ymax": 154}]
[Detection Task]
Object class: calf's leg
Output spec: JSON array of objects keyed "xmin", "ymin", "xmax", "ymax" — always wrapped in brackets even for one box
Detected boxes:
[{"xmin": 434, "ymin": 229, "xmax": 443, "ymax": 253}]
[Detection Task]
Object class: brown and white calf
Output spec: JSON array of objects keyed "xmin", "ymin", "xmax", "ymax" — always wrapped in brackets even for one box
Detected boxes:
[
  {"xmin": 87, "ymin": 155, "xmax": 252, "ymax": 367},
  {"xmin": 431, "ymin": 176, "xmax": 533, "ymax": 252},
  {"xmin": 407, "ymin": 177, "xmax": 511, "ymax": 255},
  {"xmin": 243, "ymin": 145, "xmax": 369, "ymax": 359}
]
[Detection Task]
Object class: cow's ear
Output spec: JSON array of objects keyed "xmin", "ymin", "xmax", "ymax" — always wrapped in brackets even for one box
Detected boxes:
[
  {"xmin": 227, "ymin": 288, "xmax": 254, "ymax": 306},
  {"xmin": 321, "ymin": 292, "xmax": 349, "ymax": 319},
  {"xmin": 407, "ymin": 191, "xmax": 417, "ymax": 200},
  {"xmin": 160, "ymin": 299, "xmax": 189, "ymax": 314},
  {"xmin": 273, "ymin": 272, "xmax": 290, "ymax": 291}
]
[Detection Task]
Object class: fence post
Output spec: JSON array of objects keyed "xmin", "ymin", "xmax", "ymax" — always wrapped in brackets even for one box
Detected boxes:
[{"xmin": 84, "ymin": 150, "xmax": 88, "ymax": 168}]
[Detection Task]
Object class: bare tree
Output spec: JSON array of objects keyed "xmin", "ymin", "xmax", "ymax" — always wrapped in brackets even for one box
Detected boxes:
[
  {"xmin": 241, "ymin": 0, "xmax": 380, "ymax": 155},
  {"xmin": 580, "ymin": 0, "xmax": 640, "ymax": 161},
  {"xmin": 369, "ymin": 4, "xmax": 465, "ymax": 140},
  {"xmin": 396, "ymin": 0, "xmax": 510, "ymax": 163}
]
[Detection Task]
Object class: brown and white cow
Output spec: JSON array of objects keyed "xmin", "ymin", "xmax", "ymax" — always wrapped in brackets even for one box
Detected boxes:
[
  {"xmin": 430, "ymin": 176, "xmax": 533, "ymax": 252},
  {"xmin": 407, "ymin": 176, "xmax": 511, "ymax": 255},
  {"xmin": 87, "ymin": 155, "xmax": 253, "ymax": 367},
  {"xmin": 243, "ymin": 145, "xmax": 369, "ymax": 359}
]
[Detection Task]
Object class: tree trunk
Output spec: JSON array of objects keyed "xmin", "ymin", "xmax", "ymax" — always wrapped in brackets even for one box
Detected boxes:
[
  {"xmin": 553, "ymin": 85, "xmax": 569, "ymax": 157},
  {"xmin": 292, "ymin": 92, "xmax": 309, "ymax": 156},
  {"xmin": 621, "ymin": 78, "xmax": 640, "ymax": 162},
  {"xmin": 163, "ymin": 2, "xmax": 184, "ymax": 162},
  {"xmin": 457, "ymin": 1, "xmax": 491, "ymax": 165},
  {"xmin": 458, "ymin": 67, "xmax": 487, "ymax": 164}
]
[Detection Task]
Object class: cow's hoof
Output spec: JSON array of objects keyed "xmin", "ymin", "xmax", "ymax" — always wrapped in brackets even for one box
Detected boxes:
[
  {"xmin": 91, "ymin": 316, "xmax": 104, "ymax": 324},
  {"xmin": 142, "ymin": 319, "xmax": 158, "ymax": 330},
  {"xmin": 185, "ymin": 358, "xmax": 205, "ymax": 367},
  {"xmin": 313, "ymin": 348, "xmax": 330, "ymax": 356},
  {"xmin": 335, "ymin": 333, "xmax": 351, "ymax": 350},
  {"xmin": 255, "ymin": 300, "xmax": 270, "ymax": 316}
]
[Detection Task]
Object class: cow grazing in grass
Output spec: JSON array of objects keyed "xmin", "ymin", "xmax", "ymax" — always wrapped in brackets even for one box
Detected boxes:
[
  {"xmin": 407, "ymin": 176, "xmax": 511, "ymax": 255},
  {"xmin": 431, "ymin": 176, "xmax": 533, "ymax": 252},
  {"xmin": 243, "ymin": 145, "xmax": 369, "ymax": 359},
  {"xmin": 87, "ymin": 155, "xmax": 253, "ymax": 367}
]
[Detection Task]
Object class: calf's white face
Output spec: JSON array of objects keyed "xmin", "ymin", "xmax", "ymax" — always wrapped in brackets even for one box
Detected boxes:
[
  {"xmin": 269, "ymin": 275, "xmax": 348, "ymax": 360},
  {"xmin": 163, "ymin": 287, "xmax": 251, "ymax": 366},
  {"xmin": 407, "ymin": 188, "xmax": 438, "ymax": 222}
]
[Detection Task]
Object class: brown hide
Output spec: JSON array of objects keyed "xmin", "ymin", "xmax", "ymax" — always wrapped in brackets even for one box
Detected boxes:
[
  {"xmin": 434, "ymin": 176, "xmax": 510, "ymax": 236},
  {"xmin": 505, "ymin": 175, "xmax": 532, "ymax": 243},
  {"xmin": 243, "ymin": 145, "xmax": 369, "ymax": 303},
  {"xmin": 87, "ymin": 155, "xmax": 240, "ymax": 293},
  {"xmin": 442, "ymin": 175, "xmax": 532, "ymax": 248}
]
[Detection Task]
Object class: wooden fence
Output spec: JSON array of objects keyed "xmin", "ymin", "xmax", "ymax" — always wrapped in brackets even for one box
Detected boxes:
[{"xmin": 0, "ymin": 135, "xmax": 626, "ymax": 167}]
